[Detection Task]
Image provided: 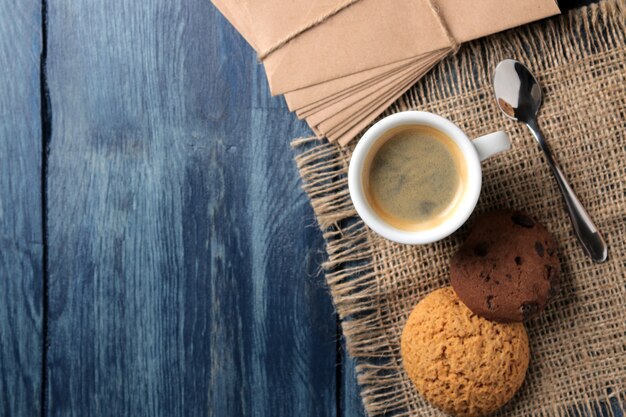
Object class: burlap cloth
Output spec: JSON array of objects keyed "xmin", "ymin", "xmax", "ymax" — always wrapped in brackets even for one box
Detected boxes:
[{"xmin": 292, "ymin": 1, "xmax": 626, "ymax": 416}]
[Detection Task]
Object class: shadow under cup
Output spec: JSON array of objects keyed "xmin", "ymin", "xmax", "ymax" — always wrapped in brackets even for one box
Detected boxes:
[{"xmin": 361, "ymin": 124, "xmax": 470, "ymax": 233}]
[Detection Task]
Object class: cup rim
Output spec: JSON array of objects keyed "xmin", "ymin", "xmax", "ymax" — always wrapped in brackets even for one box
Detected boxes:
[{"xmin": 348, "ymin": 111, "xmax": 482, "ymax": 245}]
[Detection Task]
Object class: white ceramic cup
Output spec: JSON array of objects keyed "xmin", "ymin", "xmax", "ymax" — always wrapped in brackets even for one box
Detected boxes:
[{"xmin": 348, "ymin": 111, "xmax": 511, "ymax": 245}]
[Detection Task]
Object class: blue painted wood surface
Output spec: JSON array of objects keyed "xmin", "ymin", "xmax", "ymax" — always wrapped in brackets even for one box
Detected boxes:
[
  {"xmin": 0, "ymin": 1, "xmax": 43, "ymax": 416},
  {"xmin": 0, "ymin": 1, "xmax": 616, "ymax": 417},
  {"xmin": 43, "ymin": 1, "xmax": 337, "ymax": 416}
]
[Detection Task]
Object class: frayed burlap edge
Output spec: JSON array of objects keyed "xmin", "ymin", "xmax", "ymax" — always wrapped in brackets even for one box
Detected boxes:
[{"xmin": 293, "ymin": 1, "xmax": 626, "ymax": 416}]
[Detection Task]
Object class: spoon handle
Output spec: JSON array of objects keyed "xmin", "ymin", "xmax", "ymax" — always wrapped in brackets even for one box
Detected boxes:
[{"xmin": 525, "ymin": 119, "xmax": 608, "ymax": 263}]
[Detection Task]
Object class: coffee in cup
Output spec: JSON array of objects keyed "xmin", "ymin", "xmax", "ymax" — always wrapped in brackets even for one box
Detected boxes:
[{"xmin": 364, "ymin": 125, "xmax": 468, "ymax": 231}]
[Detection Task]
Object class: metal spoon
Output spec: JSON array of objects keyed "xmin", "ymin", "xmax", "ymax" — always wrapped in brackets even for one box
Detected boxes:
[{"xmin": 493, "ymin": 59, "xmax": 608, "ymax": 263}]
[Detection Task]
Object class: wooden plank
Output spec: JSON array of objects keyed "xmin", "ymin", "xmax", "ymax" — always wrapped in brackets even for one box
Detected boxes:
[
  {"xmin": 0, "ymin": 1, "xmax": 43, "ymax": 416},
  {"xmin": 341, "ymin": 341, "xmax": 367, "ymax": 417},
  {"xmin": 44, "ymin": 1, "xmax": 337, "ymax": 416}
]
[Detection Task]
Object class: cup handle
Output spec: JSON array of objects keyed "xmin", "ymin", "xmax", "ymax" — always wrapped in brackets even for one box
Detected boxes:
[{"xmin": 471, "ymin": 131, "xmax": 511, "ymax": 162}]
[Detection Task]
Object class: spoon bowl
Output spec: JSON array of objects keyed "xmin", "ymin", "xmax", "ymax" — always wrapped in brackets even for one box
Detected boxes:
[{"xmin": 493, "ymin": 59, "xmax": 542, "ymax": 123}]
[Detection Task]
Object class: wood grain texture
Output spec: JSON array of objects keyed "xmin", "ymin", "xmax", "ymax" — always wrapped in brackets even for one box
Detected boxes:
[
  {"xmin": 44, "ymin": 1, "xmax": 336, "ymax": 416},
  {"xmin": 0, "ymin": 1, "xmax": 43, "ymax": 416},
  {"xmin": 341, "ymin": 341, "xmax": 366, "ymax": 417}
]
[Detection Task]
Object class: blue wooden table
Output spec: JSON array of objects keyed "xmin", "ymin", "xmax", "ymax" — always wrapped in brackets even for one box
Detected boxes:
[{"xmin": 0, "ymin": 1, "xmax": 600, "ymax": 416}]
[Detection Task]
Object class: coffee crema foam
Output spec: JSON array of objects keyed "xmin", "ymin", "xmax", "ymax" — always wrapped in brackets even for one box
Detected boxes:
[{"xmin": 363, "ymin": 125, "xmax": 467, "ymax": 231}]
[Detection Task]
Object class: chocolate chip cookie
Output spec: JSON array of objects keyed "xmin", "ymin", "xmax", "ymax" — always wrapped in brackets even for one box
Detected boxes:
[{"xmin": 450, "ymin": 210, "xmax": 560, "ymax": 322}]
